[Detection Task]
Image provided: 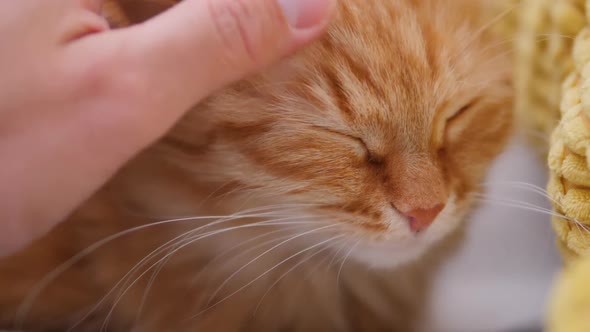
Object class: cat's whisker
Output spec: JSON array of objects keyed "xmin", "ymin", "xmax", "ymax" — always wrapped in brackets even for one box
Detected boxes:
[
  {"xmin": 472, "ymin": 195, "xmax": 590, "ymax": 235},
  {"xmin": 309, "ymin": 243, "xmax": 342, "ymax": 279},
  {"xmin": 336, "ymin": 239, "xmax": 361, "ymax": 289},
  {"xmin": 136, "ymin": 230, "xmax": 303, "ymax": 326},
  {"xmin": 473, "ymin": 193, "xmax": 561, "ymax": 215},
  {"xmin": 106, "ymin": 216, "xmax": 322, "ymax": 308},
  {"xmin": 191, "ymin": 234, "xmax": 346, "ymax": 321},
  {"xmin": 213, "ymin": 185, "xmax": 249, "ymax": 207},
  {"xmin": 471, "ymin": 32, "xmax": 578, "ymax": 79},
  {"xmin": 253, "ymin": 237, "xmax": 345, "ymax": 316},
  {"xmin": 467, "ymin": 33, "xmax": 576, "ymax": 75},
  {"xmin": 205, "ymin": 232, "xmax": 310, "ymax": 280},
  {"xmin": 25, "ymin": 202, "xmax": 318, "ymax": 309},
  {"xmin": 135, "ymin": 227, "xmax": 300, "ymax": 324},
  {"xmin": 206, "ymin": 223, "xmax": 340, "ymax": 306},
  {"xmin": 477, "ymin": 48, "xmax": 517, "ymax": 67},
  {"xmin": 233, "ymin": 188, "xmax": 274, "ymax": 212},
  {"xmin": 479, "ymin": 34, "xmax": 575, "ymax": 56},
  {"xmin": 520, "ymin": 129, "xmax": 552, "ymax": 143},
  {"xmin": 481, "ymin": 180, "xmax": 552, "ymax": 192},
  {"xmin": 286, "ymin": 236, "xmax": 350, "ymax": 299},
  {"xmin": 463, "ymin": 2, "xmax": 520, "ymax": 52},
  {"xmin": 168, "ymin": 215, "xmax": 326, "ymax": 262},
  {"xmin": 96, "ymin": 224, "xmax": 218, "ymax": 332},
  {"xmin": 16, "ymin": 213, "xmax": 259, "ymax": 328},
  {"xmin": 328, "ymin": 237, "xmax": 351, "ymax": 267},
  {"xmin": 480, "ymin": 181, "xmax": 563, "ymax": 208},
  {"xmin": 98, "ymin": 219, "xmax": 330, "ymax": 331},
  {"xmin": 134, "ymin": 254, "xmax": 172, "ymax": 324},
  {"xmin": 190, "ymin": 227, "xmax": 303, "ymax": 285},
  {"xmin": 123, "ymin": 201, "xmax": 313, "ymax": 222},
  {"xmin": 270, "ymin": 243, "xmax": 338, "ymax": 307},
  {"xmin": 485, "ymin": 181, "xmax": 548, "ymax": 195},
  {"xmin": 141, "ymin": 225, "xmax": 307, "ymax": 313},
  {"xmin": 197, "ymin": 180, "xmax": 237, "ymax": 208},
  {"xmin": 571, "ymin": 218, "xmax": 589, "ymax": 243},
  {"xmin": 465, "ymin": 1, "xmax": 573, "ymax": 53},
  {"xmin": 64, "ymin": 212, "xmax": 325, "ymax": 331}
]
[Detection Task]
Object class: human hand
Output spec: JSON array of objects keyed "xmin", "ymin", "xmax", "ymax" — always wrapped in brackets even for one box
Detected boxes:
[{"xmin": 0, "ymin": 0, "xmax": 335, "ymax": 256}]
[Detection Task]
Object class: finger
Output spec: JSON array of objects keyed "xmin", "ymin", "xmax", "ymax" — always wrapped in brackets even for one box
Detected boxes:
[
  {"xmin": 60, "ymin": 8, "xmax": 110, "ymax": 43},
  {"xmin": 78, "ymin": 0, "xmax": 103, "ymax": 13},
  {"xmin": 43, "ymin": 0, "xmax": 335, "ymax": 225},
  {"xmin": 0, "ymin": 0, "xmax": 335, "ymax": 256},
  {"xmin": 57, "ymin": 0, "xmax": 108, "ymax": 43},
  {"xmin": 110, "ymin": 0, "xmax": 336, "ymax": 110},
  {"xmin": 51, "ymin": 0, "xmax": 336, "ymax": 197}
]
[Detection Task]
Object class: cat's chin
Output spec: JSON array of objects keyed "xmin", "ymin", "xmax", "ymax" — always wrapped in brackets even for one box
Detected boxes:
[{"xmin": 350, "ymin": 240, "xmax": 433, "ymax": 269}]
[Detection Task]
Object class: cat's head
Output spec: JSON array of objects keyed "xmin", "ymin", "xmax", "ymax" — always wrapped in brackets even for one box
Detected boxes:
[{"xmin": 161, "ymin": 0, "xmax": 513, "ymax": 267}]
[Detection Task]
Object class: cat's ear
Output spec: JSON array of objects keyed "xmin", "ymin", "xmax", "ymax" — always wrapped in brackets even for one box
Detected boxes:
[{"xmin": 103, "ymin": 0, "xmax": 179, "ymax": 28}]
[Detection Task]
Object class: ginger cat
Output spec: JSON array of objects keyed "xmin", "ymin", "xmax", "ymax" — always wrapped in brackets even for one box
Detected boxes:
[{"xmin": 0, "ymin": 0, "xmax": 512, "ymax": 331}]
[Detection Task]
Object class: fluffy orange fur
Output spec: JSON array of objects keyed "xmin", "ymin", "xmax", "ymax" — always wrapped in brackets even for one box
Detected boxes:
[{"xmin": 0, "ymin": 0, "xmax": 513, "ymax": 331}]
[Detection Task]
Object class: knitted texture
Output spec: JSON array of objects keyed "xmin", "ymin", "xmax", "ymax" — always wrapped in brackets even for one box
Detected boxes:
[
  {"xmin": 540, "ymin": 0, "xmax": 590, "ymax": 332},
  {"xmin": 482, "ymin": 0, "xmax": 590, "ymax": 330},
  {"xmin": 516, "ymin": 0, "xmax": 586, "ymax": 153},
  {"xmin": 548, "ymin": 1, "xmax": 590, "ymax": 261}
]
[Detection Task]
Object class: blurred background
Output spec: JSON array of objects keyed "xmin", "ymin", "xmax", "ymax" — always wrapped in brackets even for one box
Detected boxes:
[{"xmin": 422, "ymin": 135, "xmax": 562, "ymax": 332}]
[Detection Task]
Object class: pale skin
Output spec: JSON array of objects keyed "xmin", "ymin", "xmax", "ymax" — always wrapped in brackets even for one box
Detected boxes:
[{"xmin": 0, "ymin": 0, "xmax": 336, "ymax": 257}]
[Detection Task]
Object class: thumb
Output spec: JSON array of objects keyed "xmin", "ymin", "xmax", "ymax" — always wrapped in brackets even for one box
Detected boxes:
[{"xmin": 110, "ymin": 0, "xmax": 336, "ymax": 109}]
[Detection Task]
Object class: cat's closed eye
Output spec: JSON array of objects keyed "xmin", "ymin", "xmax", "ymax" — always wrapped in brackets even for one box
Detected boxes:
[
  {"xmin": 312, "ymin": 126, "xmax": 382, "ymax": 165},
  {"xmin": 446, "ymin": 99, "xmax": 479, "ymax": 123},
  {"xmin": 436, "ymin": 99, "xmax": 482, "ymax": 151}
]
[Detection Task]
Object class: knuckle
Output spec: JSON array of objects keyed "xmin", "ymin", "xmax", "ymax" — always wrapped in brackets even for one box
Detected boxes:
[
  {"xmin": 207, "ymin": 0, "xmax": 284, "ymax": 67},
  {"xmin": 70, "ymin": 50, "xmax": 146, "ymax": 104}
]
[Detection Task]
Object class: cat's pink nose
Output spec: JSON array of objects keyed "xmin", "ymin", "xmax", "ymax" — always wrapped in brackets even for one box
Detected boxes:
[{"xmin": 403, "ymin": 204, "xmax": 444, "ymax": 233}]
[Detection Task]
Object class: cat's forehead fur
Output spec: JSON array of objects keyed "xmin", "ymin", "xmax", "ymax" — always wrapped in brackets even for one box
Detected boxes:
[
  {"xmin": 228, "ymin": 0, "xmax": 507, "ymax": 152},
  {"xmin": 171, "ymin": 0, "xmax": 511, "ymax": 211},
  {"xmin": 191, "ymin": 0, "xmax": 510, "ymax": 172}
]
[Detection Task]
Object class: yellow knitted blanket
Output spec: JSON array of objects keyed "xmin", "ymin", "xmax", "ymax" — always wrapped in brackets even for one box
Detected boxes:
[
  {"xmin": 510, "ymin": 0, "xmax": 590, "ymax": 330},
  {"xmin": 515, "ymin": 0, "xmax": 585, "ymax": 154}
]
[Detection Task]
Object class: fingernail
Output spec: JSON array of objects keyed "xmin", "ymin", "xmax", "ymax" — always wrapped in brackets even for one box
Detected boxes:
[{"xmin": 277, "ymin": 0, "xmax": 336, "ymax": 29}]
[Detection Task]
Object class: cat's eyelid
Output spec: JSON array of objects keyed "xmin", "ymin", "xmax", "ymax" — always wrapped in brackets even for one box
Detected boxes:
[
  {"xmin": 446, "ymin": 98, "xmax": 480, "ymax": 122},
  {"xmin": 314, "ymin": 126, "xmax": 366, "ymax": 147},
  {"xmin": 311, "ymin": 125, "xmax": 379, "ymax": 163},
  {"xmin": 310, "ymin": 125, "xmax": 355, "ymax": 138}
]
